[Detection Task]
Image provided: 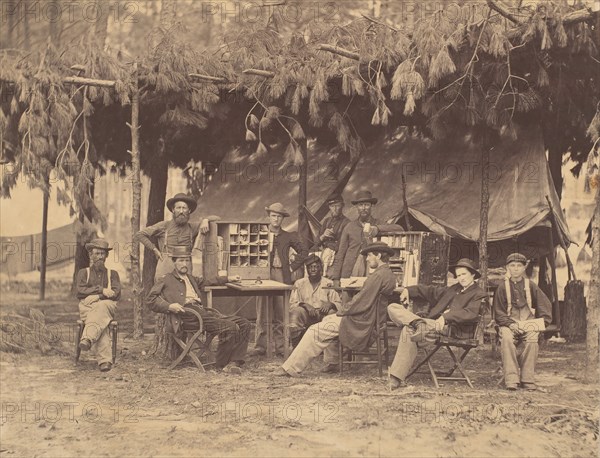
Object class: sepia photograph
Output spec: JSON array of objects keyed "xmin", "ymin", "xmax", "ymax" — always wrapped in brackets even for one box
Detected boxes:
[{"xmin": 0, "ymin": 0, "xmax": 599, "ymax": 456}]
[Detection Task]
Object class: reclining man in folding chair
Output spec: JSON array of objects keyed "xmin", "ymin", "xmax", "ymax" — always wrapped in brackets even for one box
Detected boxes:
[
  {"xmin": 76, "ymin": 238, "xmax": 121, "ymax": 372},
  {"xmin": 276, "ymin": 242, "xmax": 397, "ymax": 376},
  {"xmin": 387, "ymin": 258, "xmax": 487, "ymax": 390},
  {"xmin": 146, "ymin": 246, "xmax": 251, "ymax": 374},
  {"xmin": 493, "ymin": 253, "xmax": 552, "ymax": 391},
  {"xmin": 288, "ymin": 254, "xmax": 341, "ymax": 356}
]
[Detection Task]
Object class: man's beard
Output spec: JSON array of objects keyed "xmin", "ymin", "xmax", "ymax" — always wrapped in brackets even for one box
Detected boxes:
[{"xmin": 174, "ymin": 214, "xmax": 189, "ymax": 225}]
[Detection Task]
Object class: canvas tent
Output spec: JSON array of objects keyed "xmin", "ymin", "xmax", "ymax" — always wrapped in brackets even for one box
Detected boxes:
[{"xmin": 339, "ymin": 126, "xmax": 571, "ymax": 268}]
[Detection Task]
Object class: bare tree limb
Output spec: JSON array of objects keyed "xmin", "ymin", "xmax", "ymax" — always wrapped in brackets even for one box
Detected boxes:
[
  {"xmin": 487, "ymin": 0, "xmax": 520, "ymax": 24},
  {"xmin": 361, "ymin": 14, "xmax": 399, "ymax": 32},
  {"xmin": 62, "ymin": 76, "xmax": 116, "ymax": 88},
  {"xmin": 316, "ymin": 44, "xmax": 360, "ymax": 61},
  {"xmin": 242, "ymin": 69, "xmax": 275, "ymax": 78},
  {"xmin": 189, "ymin": 73, "xmax": 228, "ymax": 83}
]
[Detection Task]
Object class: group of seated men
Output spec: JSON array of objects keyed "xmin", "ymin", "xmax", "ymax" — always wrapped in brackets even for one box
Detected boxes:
[{"xmin": 75, "ymin": 191, "xmax": 552, "ymax": 392}]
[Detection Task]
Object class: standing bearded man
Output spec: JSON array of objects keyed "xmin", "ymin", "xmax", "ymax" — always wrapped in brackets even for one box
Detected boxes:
[{"xmin": 135, "ymin": 193, "xmax": 218, "ymax": 280}]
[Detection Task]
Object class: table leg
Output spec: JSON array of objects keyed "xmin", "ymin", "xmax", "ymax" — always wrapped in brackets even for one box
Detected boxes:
[
  {"xmin": 283, "ymin": 290, "xmax": 290, "ymax": 359},
  {"xmin": 206, "ymin": 290, "xmax": 213, "ymax": 308},
  {"xmin": 264, "ymin": 295, "xmax": 273, "ymax": 359}
]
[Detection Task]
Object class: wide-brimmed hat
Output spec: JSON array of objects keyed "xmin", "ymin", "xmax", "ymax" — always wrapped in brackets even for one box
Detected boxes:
[
  {"xmin": 360, "ymin": 242, "xmax": 395, "ymax": 257},
  {"xmin": 265, "ymin": 202, "xmax": 290, "ymax": 217},
  {"xmin": 168, "ymin": 245, "xmax": 192, "ymax": 258},
  {"xmin": 326, "ymin": 194, "xmax": 344, "ymax": 205},
  {"xmin": 506, "ymin": 253, "xmax": 528, "ymax": 265},
  {"xmin": 449, "ymin": 258, "xmax": 481, "ymax": 279},
  {"xmin": 351, "ymin": 190, "xmax": 378, "ymax": 205},
  {"xmin": 303, "ymin": 254, "xmax": 323, "ymax": 267},
  {"xmin": 85, "ymin": 238, "xmax": 112, "ymax": 252},
  {"xmin": 166, "ymin": 193, "xmax": 197, "ymax": 213}
]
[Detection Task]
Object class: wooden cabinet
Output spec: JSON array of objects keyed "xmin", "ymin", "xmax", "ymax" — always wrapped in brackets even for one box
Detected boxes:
[
  {"xmin": 377, "ymin": 231, "xmax": 451, "ymax": 287},
  {"xmin": 201, "ymin": 221, "xmax": 271, "ymax": 281}
]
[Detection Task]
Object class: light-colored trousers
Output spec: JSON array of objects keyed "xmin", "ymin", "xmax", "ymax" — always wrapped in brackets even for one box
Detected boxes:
[
  {"xmin": 282, "ymin": 314, "xmax": 341, "ymax": 375},
  {"xmin": 499, "ymin": 326, "xmax": 539, "ymax": 385},
  {"xmin": 255, "ymin": 267, "xmax": 285, "ymax": 354},
  {"xmin": 387, "ymin": 303, "xmax": 448, "ymax": 381},
  {"xmin": 79, "ymin": 297, "xmax": 117, "ymax": 365}
]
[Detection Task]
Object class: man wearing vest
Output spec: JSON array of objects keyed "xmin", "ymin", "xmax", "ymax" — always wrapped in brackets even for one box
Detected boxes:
[
  {"xmin": 249, "ymin": 202, "xmax": 308, "ymax": 357},
  {"xmin": 135, "ymin": 193, "xmax": 218, "ymax": 281},
  {"xmin": 146, "ymin": 246, "xmax": 251, "ymax": 373},
  {"xmin": 76, "ymin": 238, "xmax": 121, "ymax": 372},
  {"xmin": 493, "ymin": 253, "xmax": 552, "ymax": 391}
]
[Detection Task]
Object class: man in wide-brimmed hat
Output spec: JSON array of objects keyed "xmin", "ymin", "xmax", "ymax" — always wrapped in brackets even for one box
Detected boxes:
[
  {"xmin": 288, "ymin": 254, "xmax": 341, "ymax": 351},
  {"xmin": 387, "ymin": 258, "xmax": 487, "ymax": 389},
  {"xmin": 329, "ymin": 190, "xmax": 403, "ymax": 281},
  {"xmin": 493, "ymin": 253, "xmax": 552, "ymax": 391},
  {"xmin": 76, "ymin": 238, "xmax": 121, "ymax": 372},
  {"xmin": 311, "ymin": 193, "xmax": 350, "ymax": 276},
  {"xmin": 135, "ymin": 193, "xmax": 219, "ymax": 281},
  {"xmin": 146, "ymin": 246, "xmax": 251, "ymax": 373},
  {"xmin": 250, "ymin": 202, "xmax": 308, "ymax": 357},
  {"xmin": 277, "ymin": 242, "xmax": 397, "ymax": 376}
]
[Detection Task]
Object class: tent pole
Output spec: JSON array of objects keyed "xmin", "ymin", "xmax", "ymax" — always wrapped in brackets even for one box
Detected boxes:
[
  {"xmin": 128, "ymin": 62, "xmax": 144, "ymax": 339},
  {"xmin": 298, "ymin": 138, "xmax": 309, "ymax": 246},
  {"xmin": 547, "ymin": 226, "xmax": 561, "ymax": 330}
]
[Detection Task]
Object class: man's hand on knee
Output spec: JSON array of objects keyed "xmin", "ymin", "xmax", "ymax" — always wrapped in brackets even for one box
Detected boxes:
[{"xmin": 168, "ymin": 303, "xmax": 185, "ymax": 314}]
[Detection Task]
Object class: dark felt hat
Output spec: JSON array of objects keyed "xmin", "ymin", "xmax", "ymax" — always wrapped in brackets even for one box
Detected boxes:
[
  {"xmin": 265, "ymin": 202, "xmax": 290, "ymax": 217},
  {"xmin": 351, "ymin": 190, "xmax": 378, "ymax": 205},
  {"xmin": 166, "ymin": 193, "xmax": 197, "ymax": 213},
  {"xmin": 449, "ymin": 258, "xmax": 481, "ymax": 279},
  {"xmin": 168, "ymin": 245, "xmax": 192, "ymax": 259},
  {"xmin": 360, "ymin": 242, "xmax": 395, "ymax": 257},
  {"xmin": 326, "ymin": 194, "xmax": 344, "ymax": 205},
  {"xmin": 85, "ymin": 238, "xmax": 112, "ymax": 252},
  {"xmin": 506, "ymin": 253, "xmax": 528, "ymax": 265}
]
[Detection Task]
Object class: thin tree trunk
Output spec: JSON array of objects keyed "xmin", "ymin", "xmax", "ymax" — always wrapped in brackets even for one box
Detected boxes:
[
  {"xmin": 548, "ymin": 146, "xmax": 564, "ymax": 200},
  {"xmin": 129, "ymin": 63, "xmax": 144, "ymax": 340},
  {"xmin": 39, "ymin": 177, "xmax": 50, "ymax": 300},
  {"xmin": 585, "ymin": 182, "xmax": 600, "ymax": 383},
  {"xmin": 298, "ymin": 138, "xmax": 310, "ymax": 248},
  {"xmin": 478, "ymin": 142, "xmax": 490, "ymax": 292},
  {"xmin": 94, "ymin": 3, "xmax": 109, "ymax": 48}
]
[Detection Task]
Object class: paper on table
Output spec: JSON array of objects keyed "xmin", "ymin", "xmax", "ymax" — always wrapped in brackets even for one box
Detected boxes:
[{"xmin": 515, "ymin": 318, "xmax": 546, "ymax": 332}]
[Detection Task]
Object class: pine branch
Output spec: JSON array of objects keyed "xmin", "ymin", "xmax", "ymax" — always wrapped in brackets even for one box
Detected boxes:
[{"xmin": 316, "ymin": 44, "xmax": 360, "ymax": 61}]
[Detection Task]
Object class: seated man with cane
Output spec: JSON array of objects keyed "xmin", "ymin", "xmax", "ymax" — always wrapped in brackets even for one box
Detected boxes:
[{"xmin": 146, "ymin": 246, "xmax": 251, "ymax": 374}]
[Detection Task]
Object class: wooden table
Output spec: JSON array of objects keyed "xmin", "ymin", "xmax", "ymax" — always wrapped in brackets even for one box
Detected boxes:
[{"xmin": 202, "ymin": 280, "xmax": 293, "ymax": 359}]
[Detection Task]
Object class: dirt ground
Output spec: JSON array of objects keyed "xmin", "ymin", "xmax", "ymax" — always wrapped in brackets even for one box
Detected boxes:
[{"xmin": 0, "ymin": 289, "xmax": 598, "ymax": 458}]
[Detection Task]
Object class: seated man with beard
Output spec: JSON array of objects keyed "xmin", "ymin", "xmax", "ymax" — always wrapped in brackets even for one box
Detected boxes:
[
  {"xmin": 288, "ymin": 255, "xmax": 341, "ymax": 351},
  {"xmin": 146, "ymin": 246, "xmax": 251, "ymax": 374},
  {"xmin": 76, "ymin": 238, "xmax": 121, "ymax": 372}
]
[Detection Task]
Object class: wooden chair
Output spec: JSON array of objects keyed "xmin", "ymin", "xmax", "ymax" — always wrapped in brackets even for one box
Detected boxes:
[
  {"xmin": 406, "ymin": 298, "xmax": 488, "ymax": 388},
  {"xmin": 168, "ymin": 308, "xmax": 216, "ymax": 371},
  {"xmin": 338, "ymin": 295, "xmax": 389, "ymax": 377},
  {"xmin": 74, "ymin": 320, "xmax": 118, "ymax": 365}
]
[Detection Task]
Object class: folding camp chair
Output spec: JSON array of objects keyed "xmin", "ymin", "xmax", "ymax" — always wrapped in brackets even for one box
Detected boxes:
[
  {"xmin": 406, "ymin": 298, "xmax": 488, "ymax": 388},
  {"xmin": 338, "ymin": 295, "xmax": 390, "ymax": 377},
  {"xmin": 74, "ymin": 320, "xmax": 118, "ymax": 365},
  {"xmin": 168, "ymin": 308, "xmax": 216, "ymax": 371}
]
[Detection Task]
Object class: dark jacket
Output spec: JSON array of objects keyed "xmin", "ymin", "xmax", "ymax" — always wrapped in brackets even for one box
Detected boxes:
[
  {"xmin": 339, "ymin": 264, "xmax": 397, "ymax": 350},
  {"xmin": 407, "ymin": 282, "xmax": 487, "ymax": 338},
  {"xmin": 146, "ymin": 271, "xmax": 211, "ymax": 334},
  {"xmin": 271, "ymin": 229, "xmax": 308, "ymax": 285},
  {"xmin": 493, "ymin": 278, "xmax": 552, "ymax": 327},
  {"xmin": 330, "ymin": 217, "xmax": 403, "ymax": 280},
  {"xmin": 311, "ymin": 214, "xmax": 350, "ymax": 252},
  {"xmin": 76, "ymin": 264, "xmax": 121, "ymax": 301}
]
